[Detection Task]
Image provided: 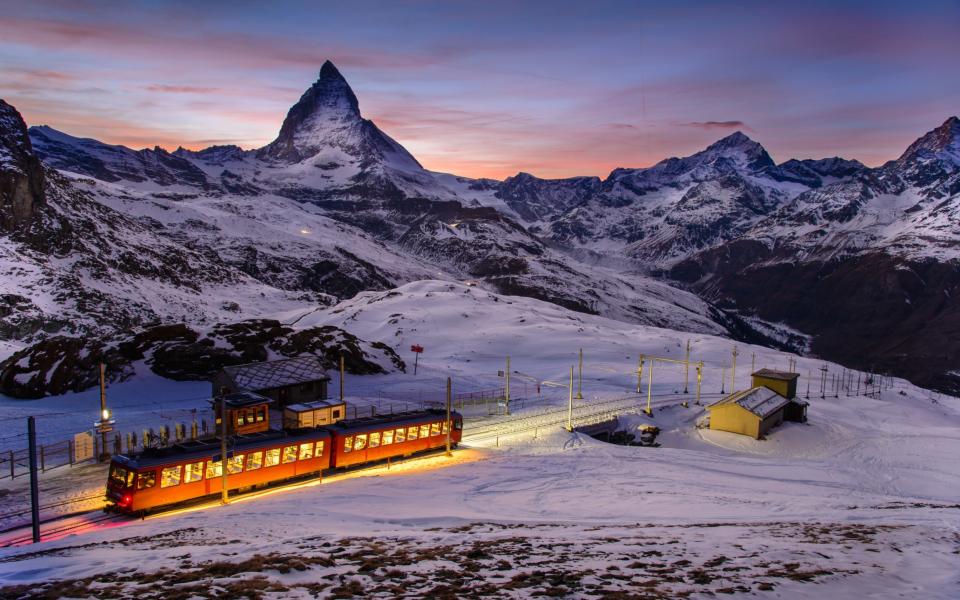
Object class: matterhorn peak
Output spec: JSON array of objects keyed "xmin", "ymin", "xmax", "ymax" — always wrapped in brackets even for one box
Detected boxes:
[{"xmin": 258, "ymin": 60, "xmax": 364, "ymax": 162}]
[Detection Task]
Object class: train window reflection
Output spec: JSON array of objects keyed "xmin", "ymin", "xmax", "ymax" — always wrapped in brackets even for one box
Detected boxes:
[
  {"xmin": 137, "ymin": 471, "xmax": 156, "ymax": 489},
  {"xmin": 160, "ymin": 465, "xmax": 182, "ymax": 488},
  {"xmin": 185, "ymin": 461, "xmax": 204, "ymax": 483},
  {"xmin": 265, "ymin": 448, "xmax": 280, "ymax": 467},
  {"xmin": 299, "ymin": 443, "xmax": 313, "ymax": 460}
]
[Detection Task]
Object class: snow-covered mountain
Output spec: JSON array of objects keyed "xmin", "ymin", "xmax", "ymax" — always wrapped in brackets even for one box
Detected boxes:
[
  {"xmin": 670, "ymin": 117, "xmax": 960, "ymax": 393},
  {"xmin": 4, "ymin": 61, "xmax": 959, "ymax": 396},
  {"xmin": 1, "ymin": 65, "xmax": 755, "ymax": 396}
]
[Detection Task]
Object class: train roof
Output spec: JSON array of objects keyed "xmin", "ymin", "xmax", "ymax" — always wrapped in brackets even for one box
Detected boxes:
[
  {"xmin": 113, "ymin": 427, "xmax": 331, "ymax": 469},
  {"xmin": 328, "ymin": 408, "xmax": 460, "ymax": 435}
]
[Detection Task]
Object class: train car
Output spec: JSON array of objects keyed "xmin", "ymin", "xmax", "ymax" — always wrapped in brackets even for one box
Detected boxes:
[
  {"xmin": 106, "ymin": 428, "xmax": 332, "ymax": 514},
  {"xmin": 329, "ymin": 408, "xmax": 463, "ymax": 468}
]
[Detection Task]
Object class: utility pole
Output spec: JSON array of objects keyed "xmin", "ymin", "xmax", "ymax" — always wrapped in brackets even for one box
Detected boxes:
[
  {"xmin": 645, "ymin": 360, "xmax": 654, "ymax": 416},
  {"xmin": 806, "ymin": 369, "xmax": 811, "ymax": 399},
  {"xmin": 220, "ymin": 396, "xmax": 229, "ymax": 505},
  {"xmin": 576, "ymin": 349, "xmax": 583, "ymax": 400},
  {"xmin": 731, "ymin": 346, "xmax": 739, "ymax": 391},
  {"xmin": 820, "ymin": 365, "xmax": 828, "ymax": 399},
  {"xmin": 637, "ymin": 355, "xmax": 644, "ymax": 394},
  {"xmin": 505, "ymin": 356, "xmax": 511, "ymax": 415},
  {"xmin": 696, "ymin": 362, "xmax": 702, "ymax": 405},
  {"xmin": 445, "ymin": 377, "xmax": 452, "ymax": 457},
  {"xmin": 567, "ymin": 366, "xmax": 574, "ymax": 431},
  {"xmin": 339, "ymin": 354, "xmax": 345, "ymax": 402},
  {"xmin": 721, "ymin": 367, "xmax": 726, "ymax": 395},
  {"xmin": 28, "ymin": 416, "xmax": 40, "ymax": 544},
  {"xmin": 95, "ymin": 363, "xmax": 114, "ymax": 462},
  {"xmin": 683, "ymin": 341, "xmax": 690, "ymax": 394}
]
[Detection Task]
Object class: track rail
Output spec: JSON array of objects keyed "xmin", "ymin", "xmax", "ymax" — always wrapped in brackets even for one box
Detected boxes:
[{"xmin": 462, "ymin": 392, "xmax": 722, "ymax": 442}]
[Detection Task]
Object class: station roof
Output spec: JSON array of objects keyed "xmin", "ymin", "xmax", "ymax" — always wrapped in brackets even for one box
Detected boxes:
[
  {"xmin": 751, "ymin": 368, "xmax": 800, "ymax": 381},
  {"xmin": 708, "ymin": 386, "xmax": 794, "ymax": 419},
  {"xmin": 214, "ymin": 391, "xmax": 271, "ymax": 409},
  {"xmin": 286, "ymin": 399, "xmax": 346, "ymax": 413},
  {"xmin": 222, "ymin": 356, "xmax": 331, "ymax": 392}
]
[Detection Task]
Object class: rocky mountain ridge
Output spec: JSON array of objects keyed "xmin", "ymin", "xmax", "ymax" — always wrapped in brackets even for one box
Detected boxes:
[{"xmin": 4, "ymin": 61, "xmax": 959, "ymax": 394}]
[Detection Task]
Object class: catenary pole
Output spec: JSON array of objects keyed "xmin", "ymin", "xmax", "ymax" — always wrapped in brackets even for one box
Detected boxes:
[
  {"xmin": 576, "ymin": 348, "xmax": 583, "ymax": 400},
  {"xmin": 220, "ymin": 396, "xmax": 229, "ymax": 505},
  {"xmin": 445, "ymin": 377, "xmax": 452, "ymax": 457},
  {"xmin": 28, "ymin": 417, "xmax": 40, "ymax": 543}
]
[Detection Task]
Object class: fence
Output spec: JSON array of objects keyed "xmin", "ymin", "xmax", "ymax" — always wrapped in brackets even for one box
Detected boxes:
[{"xmin": 0, "ymin": 439, "xmax": 94, "ymax": 480}]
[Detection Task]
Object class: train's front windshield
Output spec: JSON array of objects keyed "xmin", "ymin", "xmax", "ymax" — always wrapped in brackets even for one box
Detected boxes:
[{"xmin": 109, "ymin": 464, "xmax": 134, "ymax": 488}]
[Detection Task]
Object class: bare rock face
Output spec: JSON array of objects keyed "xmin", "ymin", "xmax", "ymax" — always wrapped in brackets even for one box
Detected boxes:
[
  {"xmin": 0, "ymin": 320, "xmax": 407, "ymax": 398},
  {"xmin": 0, "ymin": 99, "xmax": 45, "ymax": 233}
]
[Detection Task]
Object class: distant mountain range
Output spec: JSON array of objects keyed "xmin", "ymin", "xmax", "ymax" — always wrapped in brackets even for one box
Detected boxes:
[{"xmin": 1, "ymin": 60, "xmax": 957, "ymax": 396}]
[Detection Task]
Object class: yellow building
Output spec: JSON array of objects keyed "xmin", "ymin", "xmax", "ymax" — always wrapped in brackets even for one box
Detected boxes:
[
  {"xmin": 751, "ymin": 369, "xmax": 800, "ymax": 399},
  {"xmin": 706, "ymin": 386, "xmax": 808, "ymax": 439}
]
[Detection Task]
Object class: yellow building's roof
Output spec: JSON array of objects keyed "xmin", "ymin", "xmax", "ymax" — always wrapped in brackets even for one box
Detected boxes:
[
  {"xmin": 708, "ymin": 386, "xmax": 791, "ymax": 418},
  {"xmin": 751, "ymin": 368, "xmax": 799, "ymax": 381}
]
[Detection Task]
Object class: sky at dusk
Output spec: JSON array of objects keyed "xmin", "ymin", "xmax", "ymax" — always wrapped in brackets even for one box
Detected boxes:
[{"xmin": 2, "ymin": 0, "xmax": 958, "ymax": 179}]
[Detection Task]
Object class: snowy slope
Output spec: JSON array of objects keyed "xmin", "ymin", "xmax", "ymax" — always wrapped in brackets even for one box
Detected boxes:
[{"xmin": 1, "ymin": 281, "xmax": 957, "ymax": 598}]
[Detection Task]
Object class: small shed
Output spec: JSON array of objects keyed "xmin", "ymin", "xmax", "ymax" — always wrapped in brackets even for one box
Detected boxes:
[
  {"xmin": 212, "ymin": 356, "xmax": 331, "ymax": 408},
  {"xmin": 283, "ymin": 399, "xmax": 347, "ymax": 430},
  {"xmin": 706, "ymin": 386, "xmax": 808, "ymax": 439},
  {"xmin": 212, "ymin": 391, "xmax": 271, "ymax": 436},
  {"xmin": 751, "ymin": 369, "xmax": 800, "ymax": 400}
]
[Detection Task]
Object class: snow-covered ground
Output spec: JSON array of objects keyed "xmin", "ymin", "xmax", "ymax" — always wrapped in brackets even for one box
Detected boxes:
[{"xmin": 0, "ymin": 282, "xmax": 958, "ymax": 598}]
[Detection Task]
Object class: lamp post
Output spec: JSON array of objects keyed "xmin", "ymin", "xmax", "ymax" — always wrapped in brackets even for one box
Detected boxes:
[{"xmin": 94, "ymin": 363, "xmax": 115, "ymax": 461}]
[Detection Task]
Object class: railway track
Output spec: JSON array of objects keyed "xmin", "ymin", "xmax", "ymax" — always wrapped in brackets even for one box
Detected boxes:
[
  {"xmin": 462, "ymin": 393, "xmax": 722, "ymax": 442},
  {"xmin": 0, "ymin": 511, "xmax": 127, "ymax": 548}
]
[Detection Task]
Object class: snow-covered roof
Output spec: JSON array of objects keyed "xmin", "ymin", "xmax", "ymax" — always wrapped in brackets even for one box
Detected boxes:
[
  {"xmin": 222, "ymin": 356, "xmax": 330, "ymax": 392},
  {"xmin": 751, "ymin": 368, "xmax": 800, "ymax": 381},
  {"xmin": 285, "ymin": 399, "xmax": 344, "ymax": 413},
  {"xmin": 708, "ymin": 386, "xmax": 792, "ymax": 418}
]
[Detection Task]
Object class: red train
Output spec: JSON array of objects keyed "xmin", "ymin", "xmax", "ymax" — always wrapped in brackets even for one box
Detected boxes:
[{"xmin": 105, "ymin": 409, "xmax": 463, "ymax": 514}]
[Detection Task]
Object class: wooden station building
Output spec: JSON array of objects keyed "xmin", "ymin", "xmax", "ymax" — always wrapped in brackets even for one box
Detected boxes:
[
  {"xmin": 212, "ymin": 356, "xmax": 331, "ymax": 408},
  {"xmin": 706, "ymin": 369, "xmax": 808, "ymax": 439}
]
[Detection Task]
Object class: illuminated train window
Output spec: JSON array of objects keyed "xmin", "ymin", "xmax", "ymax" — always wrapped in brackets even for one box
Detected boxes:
[
  {"xmin": 227, "ymin": 455, "xmax": 244, "ymax": 475},
  {"xmin": 314, "ymin": 441, "xmax": 325, "ymax": 456},
  {"xmin": 206, "ymin": 460, "xmax": 222, "ymax": 479},
  {"xmin": 160, "ymin": 465, "xmax": 182, "ymax": 488},
  {"xmin": 265, "ymin": 448, "xmax": 280, "ymax": 467},
  {"xmin": 298, "ymin": 443, "xmax": 313, "ymax": 460},
  {"xmin": 343, "ymin": 436, "xmax": 354, "ymax": 453},
  {"xmin": 395, "ymin": 428, "xmax": 406, "ymax": 443},
  {"xmin": 247, "ymin": 451, "xmax": 263, "ymax": 471},
  {"xmin": 369, "ymin": 432, "xmax": 381, "ymax": 448},
  {"xmin": 185, "ymin": 461, "xmax": 204, "ymax": 483},
  {"xmin": 353, "ymin": 434, "xmax": 367, "ymax": 451},
  {"xmin": 442, "ymin": 421, "xmax": 450, "ymax": 434},
  {"xmin": 430, "ymin": 423, "xmax": 441, "ymax": 436},
  {"xmin": 407, "ymin": 426, "xmax": 419, "ymax": 441},
  {"xmin": 382, "ymin": 430, "xmax": 394, "ymax": 445},
  {"xmin": 137, "ymin": 471, "xmax": 156, "ymax": 489},
  {"xmin": 282, "ymin": 446, "xmax": 297, "ymax": 463}
]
